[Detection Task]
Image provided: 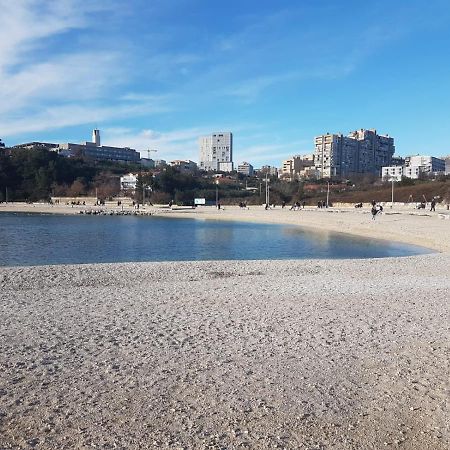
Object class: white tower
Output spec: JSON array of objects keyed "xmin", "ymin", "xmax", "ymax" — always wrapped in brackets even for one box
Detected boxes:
[{"xmin": 92, "ymin": 129, "xmax": 101, "ymax": 146}]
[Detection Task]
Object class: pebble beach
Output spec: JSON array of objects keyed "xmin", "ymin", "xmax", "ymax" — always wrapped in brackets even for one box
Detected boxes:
[{"xmin": 0, "ymin": 203, "xmax": 449, "ymax": 449}]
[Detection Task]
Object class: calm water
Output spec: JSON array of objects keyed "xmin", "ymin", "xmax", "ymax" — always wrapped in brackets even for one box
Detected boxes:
[{"xmin": 0, "ymin": 212, "xmax": 431, "ymax": 266}]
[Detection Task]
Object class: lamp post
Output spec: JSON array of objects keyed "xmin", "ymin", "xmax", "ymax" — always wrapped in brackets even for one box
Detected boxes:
[
  {"xmin": 326, "ymin": 181, "xmax": 330, "ymax": 208},
  {"xmin": 215, "ymin": 179, "xmax": 219, "ymax": 208},
  {"xmin": 265, "ymin": 172, "xmax": 270, "ymax": 206},
  {"xmin": 391, "ymin": 178, "xmax": 395, "ymax": 208}
]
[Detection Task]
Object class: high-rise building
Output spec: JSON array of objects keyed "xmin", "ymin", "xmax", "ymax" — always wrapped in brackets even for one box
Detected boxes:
[
  {"xmin": 199, "ymin": 132, "xmax": 233, "ymax": 172},
  {"xmin": 314, "ymin": 129, "xmax": 395, "ymax": 178}
]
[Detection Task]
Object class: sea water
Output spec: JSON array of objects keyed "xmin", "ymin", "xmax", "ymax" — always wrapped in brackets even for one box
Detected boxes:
[{"xmin": 0, "ymin": 213, "xmax": 432, "ymax": 266}]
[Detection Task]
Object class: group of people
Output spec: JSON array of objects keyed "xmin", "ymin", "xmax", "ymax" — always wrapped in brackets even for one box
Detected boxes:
[
  {"xmin": 289, "ymin": 201, "xmax": 305, "ymax": 210},
  {"xmin": 317, "ymin": 200, "xmax": 329, "ymax": 208}
]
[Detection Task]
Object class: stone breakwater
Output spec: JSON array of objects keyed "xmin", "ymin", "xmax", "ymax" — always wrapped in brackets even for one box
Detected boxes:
[{"xmin": 1, "ymin": 255, "xmax": 449, "ymax": 449}]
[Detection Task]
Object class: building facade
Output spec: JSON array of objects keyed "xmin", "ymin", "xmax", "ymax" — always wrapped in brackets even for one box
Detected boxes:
[
  {"xmin": 405, "ymin": 155, "xmax": 445, "ymax": 174},
  {"xmin": 445, "ymin": 156, "xmax": 450, "ymax": 175},
  {"xmin": 170, "ymin": 160, "xmax": 198, "ymax": 173},
  {"xmin": 280, "ymin": 155, "xmax": 315, "ymax": 180},
  {"xmin": 13, "ymin": 141, "xmax": 59, "ymax": 151},
  {"xmin": 199, "ymin": 132, "xmax": 233, "ymax": 172},
  {"xmin": 259, "ymin": 165, "xmax": 278, "ymax": 177},
  {"xmin": 59, "ymin": 129, "xmax": 140, "ymax": 163},
  {"xmin": 237, "ymin": 162, "xmax": 254, "ymax": 176},
  {"xmin": 314, "ymin": 129, "xmax": 395, "ymax": 178},
  {"xmin": 120, "ymin": 173, "xmax": 138, "ymax": 190},
  {"xmin": 381, "ymin": 166, "xmax": 404, "ymax": 181},
  {"xmin": 382, "ymin": 155, "xmax": 445, "ymax": 180}
]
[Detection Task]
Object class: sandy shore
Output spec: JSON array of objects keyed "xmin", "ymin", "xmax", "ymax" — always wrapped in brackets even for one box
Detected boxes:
[{"xmin": 1, "ymin": 203, "xmax": 449, "ymax": 449}]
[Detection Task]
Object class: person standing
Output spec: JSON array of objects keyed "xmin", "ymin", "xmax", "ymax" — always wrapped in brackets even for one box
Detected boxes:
[
  {"xmin": 371, "ymin": 205, "xmax": 378, "ymax": 220},
  {"xmin": 430, "ymin": 199, "xmax": 436, "ymax": 212}
]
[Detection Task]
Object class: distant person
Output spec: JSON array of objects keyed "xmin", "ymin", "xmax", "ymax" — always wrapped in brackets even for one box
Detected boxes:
[
  {"xmin": 371, "ymin": 200, "xmax": 376, "ymax": 207},
  {"xmin": 371, "ymin": 205, "xmax": 378, "ymax": 220},
  {"xmin": 430, "ymin": 199, "xmax": 436, "ymax": 212},
  {"xmin": 302, "ymin": 201, "xmax": 306, "ymax": 209},
  {"xmin": 265, "ymin": 203, "xmax": 269, "ymax": 210},
  {"xmin": 217, "ymin": 203, "xmax": 221, "ymax": 210},
  {"xmin": 282, "ymin": 201, "xmax": 286, "ymax": 209}
]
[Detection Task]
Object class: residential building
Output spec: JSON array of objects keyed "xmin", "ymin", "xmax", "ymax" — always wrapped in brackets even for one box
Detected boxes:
[
  {"xmin": 153, "ymin": 159, "xmax": 167, "ymax": 168},
  {"xmin": 199, "ymin": 132, "xmax": 233, "ymax": 172},
  {"xmin": 140, "ymin": 158, "xmax": 155, "ymax": 168},
  {"xmin": 381, "ymin": 166, "xmax": 404, "ymax": 181},
  {"xmin": 170, "ymin": 160, "xmax": 198, "ymax": 173},
  {"xmin": 259, "ymin": 165, "xmax": 278, "ymax": 177},
  {"xmin": 314, "ymin": 129, "xmax": 395, "ymax": 178},
  {"xmin": 120, "ymin": 173, "xmax": 138, "ymax": 190},
  {"xmin": 382, "ymin": 155, "xmax": 445, "ymax": 180},
  {"xmin": 0, "ymin": 139, "xmax": 5, "ymax": 148},
  {"xmin": 13, "ymin": 141, "xmax": 59, "ymax": 151},
  {"xmin": 237, "ymin": 162, "xmax": 254, "ymax": 176},
  {"xmin": 445, "ymin": 156, "xmax": 450, "ymax": 175},
  {"xmin": 280, "ymin": 155, "xmax": 315, "ymax": 180},
  {"xmin": 405, "ymin": 155, "xmax": 445, "ymax": 174},
  {"xmin": 391, "ymin": 155, "xmax": 405, "ymax": 166}
]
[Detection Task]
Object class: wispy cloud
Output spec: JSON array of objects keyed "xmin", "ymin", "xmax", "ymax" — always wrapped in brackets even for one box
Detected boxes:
[
  {"xmin": 101, "ymin": 127, "xmax": 208, "ymax": 161},
  {"xmin": 0, "ymin": 0, "xmax": 170, "ymax": 138}
]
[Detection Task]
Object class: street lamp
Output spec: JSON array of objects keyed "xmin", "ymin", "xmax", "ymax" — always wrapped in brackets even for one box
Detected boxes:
[
  {"xmin": 326, "ymin": 181, "xmax": 330, "ymax": 208},
  {"xmin": 215, "ymin": 179, "xmax": 219, "ymax": 208},
  {"xmin": 391, "ymin": 177, "xmax": 395, "ymax": 208}
]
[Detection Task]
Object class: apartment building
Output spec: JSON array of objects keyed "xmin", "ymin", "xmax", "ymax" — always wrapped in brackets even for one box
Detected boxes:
[
  {"xmin": 199, "ymin": 132, "xmax": 233, "ymax": 172},
  {"xmin": 237, "ymin": 162, "xmax": 254, "ymax": 176},
  {"xmin": 405, "ymin": 155, "xmax": 445, "ymax": 174},
  {"xmin": 314, "ymin": 129, "xmax": 395, "ymax": 178},
  {"xmin": 280, "ymin": 155, "xmax": 315, "ymax": 180},
  {"xmin": 382, "ymin": 155, "xmax": 445, "ymax": 180},
  {"xmin": 170, "ymin": 160, "xmax": 198, "ymax": 173},
  {"xmin": 259, "ymin": 165, "xmax": 279, "ymax": 177}
]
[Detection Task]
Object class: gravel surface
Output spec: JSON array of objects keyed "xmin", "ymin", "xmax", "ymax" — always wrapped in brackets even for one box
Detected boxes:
[{"xmin": 1, "ymin": 255, "xmax": 449, "ymax": 449}]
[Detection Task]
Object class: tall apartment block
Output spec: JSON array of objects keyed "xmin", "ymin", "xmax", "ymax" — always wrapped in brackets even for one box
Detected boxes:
[
  {"xmin": 314, "ymin": 129, "xmax": 395, "ymax": 178},
  {"xmin": 199, "ymin": 132, "xmax": 233, "ymax": 172}
]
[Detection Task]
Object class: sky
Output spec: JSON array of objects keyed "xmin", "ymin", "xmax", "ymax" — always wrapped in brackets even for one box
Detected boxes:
[{"xmin": 1, "ymin": 0, "xmax": 450, "ymax": 166}]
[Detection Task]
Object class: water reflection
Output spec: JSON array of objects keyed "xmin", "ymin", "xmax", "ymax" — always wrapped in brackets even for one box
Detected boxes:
[{"xmin": 0, "ymin": 213, "xmax": 432, "ymax": 267}]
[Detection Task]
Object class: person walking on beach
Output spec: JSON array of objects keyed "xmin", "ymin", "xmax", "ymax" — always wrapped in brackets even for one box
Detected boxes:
[
  {"xmin": 371, "ymin": 205, "xmax": 378, "ymax": 220},
  {"xmin": 430, "ymin": 199, "xmax": 436, "ymax": 211}
]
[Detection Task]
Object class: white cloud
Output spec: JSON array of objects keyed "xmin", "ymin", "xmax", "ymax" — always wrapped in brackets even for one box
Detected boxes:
[
  {"xmin": 0, "ymin": 0, "xmax": 168, "ymax": 138},
  {"xmin": 0, "ymin": 98, "xmax": 172, "ymax": 137},
  {"xmin": 102, "ymin": 127, "xmax": 208, "ymax": 161}
]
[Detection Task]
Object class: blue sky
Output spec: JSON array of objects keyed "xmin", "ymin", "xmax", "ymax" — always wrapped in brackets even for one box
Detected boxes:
[{"xmin": 1, "ymin": 0, "xmax": 450, "ymax": 166}]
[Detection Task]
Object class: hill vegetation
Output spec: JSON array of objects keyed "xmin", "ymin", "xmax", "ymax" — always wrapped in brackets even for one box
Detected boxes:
[{"xmin": 1, "ymin": 147, "xmax": 449, "ymax": 206}]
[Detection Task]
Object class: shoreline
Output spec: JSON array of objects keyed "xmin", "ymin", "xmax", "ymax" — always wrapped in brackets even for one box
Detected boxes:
[{"xmin": 2, "ymin": 201, "xmax": 449, "ymax": 253}]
